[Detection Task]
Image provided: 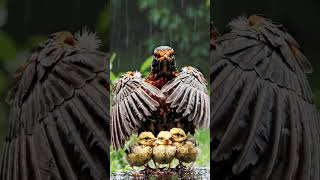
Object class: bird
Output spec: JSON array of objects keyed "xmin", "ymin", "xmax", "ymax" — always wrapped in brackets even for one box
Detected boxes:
[
  {"xmin": 0, "ymin": 29, "xmax": 109, "ymax": 180},
  {"xmin": 170, "ymin": 128, "xmax": 199, "ymax": 166},
  {"xmin": 152, "ymin": 131, "xmax": 176, "ymax": 168},
  {"xmin": 211, "ymin": 15, "xmax": 320, "ymax": 180},
  {"xmin": 125, "ymin": 132, "xmax": 156, "ymax": 173},
  {"xmin": 111, "ymin": 45, "xmax": 209, "ymax": 151}
]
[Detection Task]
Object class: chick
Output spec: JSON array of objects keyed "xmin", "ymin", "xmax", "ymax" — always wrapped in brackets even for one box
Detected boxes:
[
  {"xmin": 152, "ymin": 131, "xmax": 176, "ymax": 168},
  {"xmin": 170, "ymin": 128, "xmax": 199, "ymax": 166},
  {"xmin": 125, "ymin": 132, "xmax": 156, "ymax": 169}
]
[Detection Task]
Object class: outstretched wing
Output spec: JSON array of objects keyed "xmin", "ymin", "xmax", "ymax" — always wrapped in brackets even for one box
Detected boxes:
[
  {"xmin": 0, "ymin": 32, "xmax": 110, "ymax": 180},
  {"xmin": 111, "ymin": 72, "xmax": 164, "ymax": 149},
  {"xmin": 162, "ymin": 66, "xmax": 209, "ymax": 128},
  {"xmin": 211, "ymin": 15, "xmax": 320, "ymax": 180}
]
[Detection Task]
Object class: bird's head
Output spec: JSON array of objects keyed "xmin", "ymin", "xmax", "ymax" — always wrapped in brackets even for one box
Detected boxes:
[
  {"xmin": 170, "ymin": 128, "xmax": 187, "ymax": 142},
  {"xmin": 151, "ymin": 46, "xmax": 177, "ymax": 76},
  {"xmin": 138, "ymin": 132, "xmax": 156, "ymax": 146},
  {"xmin": 156, "ymin": 131, "xmax": 172, "ymax": 145}
]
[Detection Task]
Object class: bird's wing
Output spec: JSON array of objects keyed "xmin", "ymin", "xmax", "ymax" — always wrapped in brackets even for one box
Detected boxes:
[
  {"xmin": 0, "ymin": 33, "xmax": 110, "ymax": 180},
  {"xmin": 162, "ymin": 66, "xmax": 209, "ymax": 128},
  {"xmin": 211, "ymin": 15, "xmax": 320, "ymax": 179},
  {"xmin": 111, "ymin": 72, "xmax": 164, "ymax": 149}
]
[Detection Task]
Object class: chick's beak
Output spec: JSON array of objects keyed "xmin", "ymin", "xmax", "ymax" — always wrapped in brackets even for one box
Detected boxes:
[{"xmin": 164, "ymin": 139, "xmax": 172, "ymax": 145}]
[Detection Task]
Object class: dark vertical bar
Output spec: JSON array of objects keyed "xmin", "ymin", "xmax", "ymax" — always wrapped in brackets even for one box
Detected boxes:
[
  {"xmin": 211, "ymin": 0, "xmax": 320, "ymax": 179},
  {"xmin": 0, "ymin": 0, "xmax": 111, "ymax": 179}
]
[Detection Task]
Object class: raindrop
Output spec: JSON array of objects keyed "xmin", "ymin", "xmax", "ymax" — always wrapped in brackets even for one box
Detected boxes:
[
  {"xmin": 125, "ymin": 0, "xmax": 129, "ymax": 49},
  {"xmin": 181, "ymin": 0, "xmax": 185, "ymax": 9},
  {"xmin": 194, "ymin": 16, "xmax": 197, "ymax": 32}
]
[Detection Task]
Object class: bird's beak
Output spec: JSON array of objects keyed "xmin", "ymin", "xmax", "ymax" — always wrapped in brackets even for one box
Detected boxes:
[
  {"xmin": 157, "ymin": 53, "xmax": 172, "ymax": 62},
  {"xmin": 164, "ymin": 139, "xmax": 172, "ymax": 145},
  {"xmin": 158, "ymin": 56, "xmax": 172, "ymax": 73}
]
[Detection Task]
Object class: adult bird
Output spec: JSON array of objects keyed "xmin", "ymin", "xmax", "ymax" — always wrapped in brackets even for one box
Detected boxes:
[
  {"xmin": 0, "ymin": 30, "xmax": 110, "ymax": 180},
  {"xmin": 111, "ymin": 46, "xmax": 209, "ymax": 150},
  {"xmin": 211, "ymin": 15, "xmax": 320, "ymax": 180}
]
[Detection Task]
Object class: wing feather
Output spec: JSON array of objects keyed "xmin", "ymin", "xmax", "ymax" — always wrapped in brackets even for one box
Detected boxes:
[
  {"xmin": 182, "ymin": 90, "xmax": 195, "ymax": 116},
  {"xmin": 178, "ymin": 88, "xmax": 194, "ymax": 114},
  {"xmin": 111, "ymin": 72, "xmax": 164, "ymax": 149},
  {"xmin": 0, "ymin": 32, "xmax": 110, "ymax": 180},
  {"xmin": 211, "ymin": 15, "xmax": 320, "ymax": 179},
  {"xmin": 162, "ymin": 66, "xmax": 209, "ymax": 128}
]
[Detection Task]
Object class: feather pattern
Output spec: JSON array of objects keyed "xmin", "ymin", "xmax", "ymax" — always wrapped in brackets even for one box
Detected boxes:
[
  {"xmin": 162, "ymin": 66, "xmax": 210, "ymax": 128},
  {"xmin": 111, "ymin": 72, "xmax": 165, "ymax": 149},
  {"xmin": 211, "ymin": 15, "xmax": 320, "ymax": 180},
  {"xmin": 0, "ymin": 32, "xmax": 109, "ymax": 180}
]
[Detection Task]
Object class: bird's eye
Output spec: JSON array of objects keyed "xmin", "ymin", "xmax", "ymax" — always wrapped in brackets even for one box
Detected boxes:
[{"xmin": 154, "ymin": 53, "xmax": 161, "ymax": 59}]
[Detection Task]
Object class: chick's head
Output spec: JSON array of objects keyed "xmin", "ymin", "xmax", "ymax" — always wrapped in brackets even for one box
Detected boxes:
[
  {"xmin": 138, "ymin": 132, "xmax": 156, "ymax": 146},
  {"xmin": 170, "ymin": 128, "xmax": 187, "ymax": 142},
  {"xmin": 156, "ymin": 131, "xmax": 172, "ymax": 145}
]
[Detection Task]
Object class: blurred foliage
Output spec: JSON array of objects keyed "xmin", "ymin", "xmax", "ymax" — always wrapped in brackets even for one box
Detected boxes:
[
  {"xmin": 96, "ymin": 5, "xmax": 110, "ymax": 51},
  {"xmin": 137, "ymin": 0, "xmax": 209, "ymax": 77},
  {"xmin": 111, "ymin": 0, "xmax": 210, "ymax": 80},
  {"xmin": 110, "ymin": 54, "xmax": 210, "ymax": 173},
  {"xmin": 137, "ymin": 0, "xmax": 209, "ymax": 52}
]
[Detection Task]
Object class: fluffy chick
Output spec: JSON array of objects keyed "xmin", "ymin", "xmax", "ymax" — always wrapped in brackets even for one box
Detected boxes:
[
  {"xmin": 125, "ymin": 132, "xmax": 156, "ymax": 168},
  {"xmin": 170, "ymin": 128, "xmax": 199, "ymax": 164},
  {"xmin": 152, "ymin": 131, "xmax": 176, "ymax": 167}
]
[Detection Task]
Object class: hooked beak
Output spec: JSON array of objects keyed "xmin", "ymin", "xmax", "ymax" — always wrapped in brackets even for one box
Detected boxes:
[{"xmin": 157, "ymin": 55, "xmax": 172, "ymax": 73}]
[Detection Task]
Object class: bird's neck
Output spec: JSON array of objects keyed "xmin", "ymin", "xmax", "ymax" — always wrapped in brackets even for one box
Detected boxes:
[{"xmin": 146, "ymin": 71, "xmax": 178, "ymax": 89}]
